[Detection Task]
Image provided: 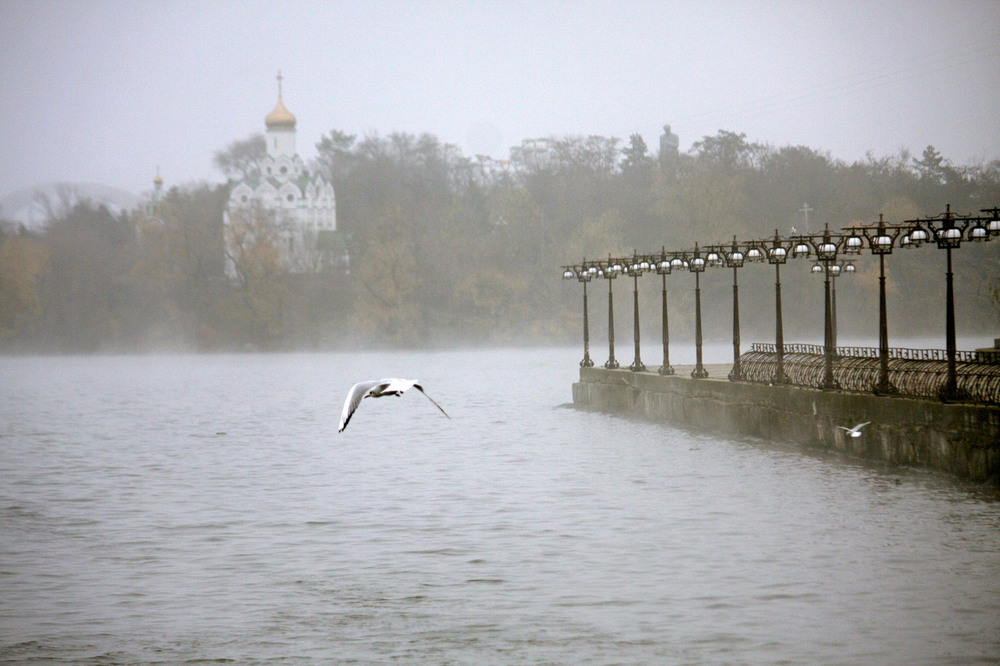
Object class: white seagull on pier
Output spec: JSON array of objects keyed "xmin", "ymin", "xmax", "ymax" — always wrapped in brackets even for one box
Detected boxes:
[
  {"xmin": 837, "ymin": 422, "xmax": 871, "ymax": 438},
  {"xmin": 338, "ymin": 378, "xmax": 450, "ymax": 432}
]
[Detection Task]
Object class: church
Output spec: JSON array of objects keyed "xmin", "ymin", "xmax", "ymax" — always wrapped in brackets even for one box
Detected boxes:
[{"xmin": 223, "ymin": 74, "xmax": 340, "ymax": 278}]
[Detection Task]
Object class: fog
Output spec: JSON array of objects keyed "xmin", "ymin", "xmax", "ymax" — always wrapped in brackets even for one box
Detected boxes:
[
  {"xmin": 2, "ymin": 0, "xmax": 998, "ymax": 197},
  {"xmin": 3, "ymin": 6, "xmax": 1000, "ymax": 660},
  {"xmin": 1, "ymin": 1, "xmax": 998, "ymax": 353}
]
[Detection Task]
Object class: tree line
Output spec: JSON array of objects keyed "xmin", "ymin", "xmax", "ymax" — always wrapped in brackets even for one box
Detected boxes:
[{"xmin": 1, "ymin": 130, "xmax": 998, "ymax": 353}]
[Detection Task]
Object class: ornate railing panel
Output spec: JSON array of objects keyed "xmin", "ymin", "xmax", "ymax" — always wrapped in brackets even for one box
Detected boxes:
[
  {"xmin": 740, "ymin": 345, "xmax": 1000, "ymax": 404},
  {"xmin": 749, "ymin": 342, "xmax": 982, "ymax": 363}
]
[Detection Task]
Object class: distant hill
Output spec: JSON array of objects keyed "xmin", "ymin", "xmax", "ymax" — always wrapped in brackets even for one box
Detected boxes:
[{"xmin": 0, "ymin": 182, "xmax": 141, "ymax": 228}]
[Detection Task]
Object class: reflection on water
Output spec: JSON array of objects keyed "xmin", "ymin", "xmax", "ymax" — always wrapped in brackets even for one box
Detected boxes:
[{"xmin": 2, "ymin": 348, "xmax": 998, "ymax": 664}]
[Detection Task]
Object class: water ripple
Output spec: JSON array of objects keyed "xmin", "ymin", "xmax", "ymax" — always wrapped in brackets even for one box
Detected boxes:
[{"xmin": 2, "ymin": 349, "xmax": 999, "ymax": 664}]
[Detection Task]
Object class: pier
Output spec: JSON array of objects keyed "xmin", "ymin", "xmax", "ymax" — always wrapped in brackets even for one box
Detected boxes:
[
  {"xmin": 564, "ymin": 206, "xmax": 1000, "ymax": 482},
  {"xmin": 572, "ymin": 361, "xmax": 1000, "ymax": 482}
]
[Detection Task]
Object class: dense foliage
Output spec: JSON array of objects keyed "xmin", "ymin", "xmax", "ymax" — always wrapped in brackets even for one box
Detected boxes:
[{"xmin": 2, "ymin": 130, "xmax": 998, "ymax": 352}]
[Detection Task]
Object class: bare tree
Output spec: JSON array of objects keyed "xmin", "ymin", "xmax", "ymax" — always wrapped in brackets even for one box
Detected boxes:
[{"xmin": 214, "ymin": 134, "xmax": 266, "ymax": 181}]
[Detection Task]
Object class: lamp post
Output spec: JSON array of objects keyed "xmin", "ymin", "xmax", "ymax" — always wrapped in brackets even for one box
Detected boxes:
[
  {"xmin": 827, "ymin": 260, "xmax": 856, "ymax": 349},
  {"xmin": 690, "ymin": 243, "xmax": 709, "ymax": 378},
  {"xmin": 815, "ymin": 224, "xmax": 841, "ymax": 390},
  {"xmin": 602, "ymin": 257, "xmax": 623, "ymax": 369},
  {"xmin": 704, "ymin": 244, "xmax": 725, "ymax": 279},
  {"xmin": 768, "ymin": 230, "xmax": 790, "ymax": 383},
  {"xmin": 655, "ymin": 248, "xmax": 676, "ymax": 375},
  {"xmin": 627, "ymin": 253, "xmax": 650, "ymax": 372},
  {"xmin": 723, "ymin": 237, "xmax": 745, "ymax": 381},
  {"xmin": 657, "ymin": 250, "xmax": 688, "ymax": 375},
  {"xmin": 703, "ymin": 243, "xmax": 727, "ymax": 373},
  {"xmin": 744, "ymin": 239, "xmax": 771, "ymax": 376},
  {"xmin": 836, "ymin": 229, "xmax": 864, "ymax": 353},
  {"xmin": 802, "ymin": 226, "xmax": 842, "ymax": 390},
  {"xmin": 906, "ymin": 204, "xmax": 974, "ymax": 401},
  {"xmin": 562, "ymin": 260, "xmax": 595, "ymax": 368},
  {"xmin": 809, "ymin": 258, "xmax": 857, "ymax": 352},
  {"xmin": 849, "ymin": 215, "xmax": 902, "ymax": 394}
]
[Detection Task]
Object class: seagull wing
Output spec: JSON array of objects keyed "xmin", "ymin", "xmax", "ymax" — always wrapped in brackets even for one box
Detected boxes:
[
  {"xmin": 338, "ymin": 380, "xmax": 379, "ymax": 432},
  {"xmin": 381, "ymin": 378, "xmax": 417, "ymax": 394},
  {"xmin": 413, "ymin": 383, "xmax": 450, "ymax": 420},
  {"xmin": 836, "ymin": 426, "xmax": 851, "ymax": 432},
  {"xmin": 853, "ymin": 422, "xmax": 871, "ymax": 432}
]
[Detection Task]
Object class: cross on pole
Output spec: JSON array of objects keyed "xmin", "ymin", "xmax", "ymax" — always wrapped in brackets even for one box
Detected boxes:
[
  {"xmin": 277, "ymin": 70, "xmax": 283, "ymax": 100},
  {"xmin": 800, "ymin": 203, "xmax": 813, "ymax": 229}
]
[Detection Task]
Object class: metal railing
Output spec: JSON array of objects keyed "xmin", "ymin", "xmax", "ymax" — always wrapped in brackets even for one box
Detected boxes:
[
  {"xmin": 740, "ymin": 345, "xmax": 1000, "ymax": 404},
  {"xmin": 749, "ymin": 342, "xmax": 981, "ymax": 363}
]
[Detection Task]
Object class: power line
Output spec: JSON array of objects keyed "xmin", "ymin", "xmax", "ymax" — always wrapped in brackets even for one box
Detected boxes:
[{"xmin": 681, "ymin": 39, "xmax": 1000, "ymax": 131}]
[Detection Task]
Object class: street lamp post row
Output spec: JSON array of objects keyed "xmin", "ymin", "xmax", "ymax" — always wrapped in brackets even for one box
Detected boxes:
[
  {"xmin": 571, "ymin": 243, "xmax": 735, "ymax": 380},
  {"xmin": 563, "ymin": 249, "xmax": 691, "ymax": 376},
  {"xmin": 562, "ymin": 205, "xmax": 999, "ymax": 398},
  {"xmin": 562, "ymin": 256, "xmax": 626, "ymax": 370},
  {"xmin": 840, "ymin": 205, "xmax": 997, "ymax": 399}
]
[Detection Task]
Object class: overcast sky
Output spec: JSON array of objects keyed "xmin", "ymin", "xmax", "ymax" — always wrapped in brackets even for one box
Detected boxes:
[{"xmin": 2, "ymin": 0, "xmax": 998, "ymax": 199}]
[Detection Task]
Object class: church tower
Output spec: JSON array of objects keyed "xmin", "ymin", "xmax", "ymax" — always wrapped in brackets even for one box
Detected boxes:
[
  {"xmin": 259, "ymin": 71, "xmax": 305, "ymax": 183},
  {"xmin": 224, "ymin": 72, "xmax": 339, "ymax": 279},
  {"xmin": 265, "ymin": 71, "xmax": 296, "ymax": 159},
  {"xmin": 152, "ymin": 167, "xmax": 163, "ymax": 204}
]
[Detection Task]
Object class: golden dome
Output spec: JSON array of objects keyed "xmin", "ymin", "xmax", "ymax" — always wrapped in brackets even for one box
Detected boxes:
[{"xmin": 265, "ymin": 98, "xmax": 296, "ymax": 129}]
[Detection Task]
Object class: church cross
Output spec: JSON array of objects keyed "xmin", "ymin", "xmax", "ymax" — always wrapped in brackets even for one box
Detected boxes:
[
  {"xmin": 799, "ymin": 203, "xmax": 813, "ymax": 228},
  {"xmin": 277, "ymin": 70, "xmax": 283, "ymax": 100}
]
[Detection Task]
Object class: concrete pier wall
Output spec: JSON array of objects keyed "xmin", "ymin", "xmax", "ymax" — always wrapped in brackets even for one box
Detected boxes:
[{"xmin": 573, "ymin": 366, "xmax": 1000, "ymax": 482}]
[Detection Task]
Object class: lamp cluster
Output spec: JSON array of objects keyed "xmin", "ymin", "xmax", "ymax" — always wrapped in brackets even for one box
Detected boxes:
[{"xmin": 563, "ymin": 206, "xmax": 998, "ymax": 283}]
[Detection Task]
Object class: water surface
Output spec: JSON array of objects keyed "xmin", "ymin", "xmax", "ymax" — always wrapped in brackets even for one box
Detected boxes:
[{"xmin": 2, "ymin": 348, "xmax": 998, "ymax": 664}]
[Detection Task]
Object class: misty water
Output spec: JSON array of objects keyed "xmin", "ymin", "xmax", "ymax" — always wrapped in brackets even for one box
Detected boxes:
[{"xmin": 2, "ymin": 346, "xmax": 999, "ymax": 664}]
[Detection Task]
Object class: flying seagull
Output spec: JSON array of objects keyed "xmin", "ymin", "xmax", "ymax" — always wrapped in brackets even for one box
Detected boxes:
[
  {"xmin": 837, "ymin": 421, "xmax": 871, "ymax": 438},
  {"xmin": 338, "ymin": 378, "xmax": 450, "ymax": 432}
]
